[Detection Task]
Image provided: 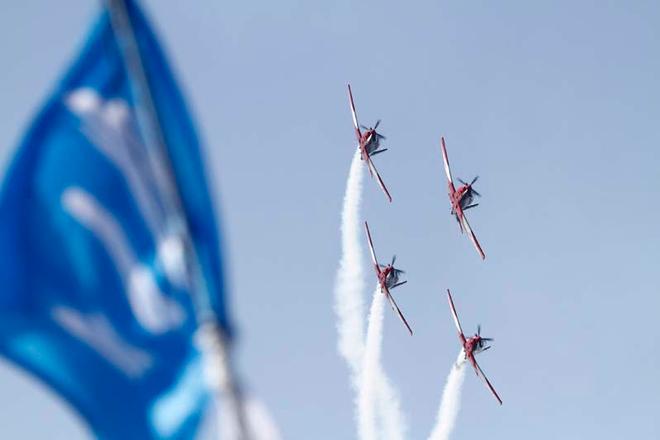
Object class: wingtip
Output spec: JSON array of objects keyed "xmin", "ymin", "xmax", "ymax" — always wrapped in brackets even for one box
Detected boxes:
[{"xmin": 382, "ymin": 187, "xmax": 393, "ymax": 203}]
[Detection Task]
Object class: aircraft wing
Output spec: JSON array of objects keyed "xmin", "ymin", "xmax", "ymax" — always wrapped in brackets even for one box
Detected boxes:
[
  {"xmin": 364, "ymin": 221, "xmax": 380, "ymax": 270},
  {"xmin": 347, "ymin": 84, "xmax": 361, "ymax": 140},
  {"xmin": 366, "ymin": 156, "xmax": 393, "ymax": 202},
  {"xmin": 384, "ymin": 286, "xmax": 413, "ymax": 336},
  {"xmin": 460, "ymin": 212, "xmax": 486, "ymax": 260},
  {"xmin": 347, "ymin": 84, "xmax": 374, "ymax": 173},
  {"xmin": 446, "ymin": 289, "xmax": 466, "ymax": 345},
  {"xmin": 440, "ymin": 137, "xmax": 454, "ymax": 186},
  {"xmin": 472, "ymin": 356, "xmax": 503, "ymax": 405}
]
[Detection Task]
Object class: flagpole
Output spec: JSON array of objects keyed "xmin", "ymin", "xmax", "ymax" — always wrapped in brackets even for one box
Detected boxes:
[{"xmin": 104, "ymin": 1, "xmax": 249, "ymax": 438}]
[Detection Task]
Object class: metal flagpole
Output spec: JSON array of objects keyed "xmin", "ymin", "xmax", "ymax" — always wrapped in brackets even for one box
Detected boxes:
[{"xmin": 104, "ymin": 1, "xmax": 249, "ymax": 438}]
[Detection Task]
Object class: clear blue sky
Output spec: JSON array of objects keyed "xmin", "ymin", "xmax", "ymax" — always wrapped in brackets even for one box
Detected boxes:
[{"xmin": 1, "ymin": 1, "xmax": 659, "ymax": 439}]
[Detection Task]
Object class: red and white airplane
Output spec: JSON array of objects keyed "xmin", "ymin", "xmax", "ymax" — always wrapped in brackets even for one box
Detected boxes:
[
  {"xmin": 446, "ymin": 289, "xmax": 502, "ymax": 405},
  {"xmin": 364, "ymin": 221, "xmax": 413, "ymax": 335},
  {"xmin": 347, "ymin": 84, "xmax": 392, "ymax": 202},
  {"xmin": 440, "ymin": 137, "xmax": 486, "ymax": 260}
]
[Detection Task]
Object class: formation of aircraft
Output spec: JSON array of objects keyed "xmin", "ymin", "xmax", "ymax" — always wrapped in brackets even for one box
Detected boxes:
[{"xmin": 346, "ymin": 84, "xmax": 501, "ymax": 405}]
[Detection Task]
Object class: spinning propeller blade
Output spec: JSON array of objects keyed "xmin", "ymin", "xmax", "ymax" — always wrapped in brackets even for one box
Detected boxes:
[
  {"xmin": 458, "ymin": 176, "xmax": 481, "ymax": 198},
  {"xmin": 374, "ymin": 119, "xmax": 381, "ymax": 129}
]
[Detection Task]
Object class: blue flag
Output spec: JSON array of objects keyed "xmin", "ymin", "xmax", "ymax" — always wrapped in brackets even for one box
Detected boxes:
[{"xmin": 0, "ymin": 1, "xmax": 231, "ymax": 438}]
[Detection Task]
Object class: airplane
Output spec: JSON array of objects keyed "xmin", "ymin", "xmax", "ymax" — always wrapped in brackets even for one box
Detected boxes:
[
  {"xmin": 446, "ymin": 289, "xmax": 502, "ymax": 405},
  {"xmin": 440, "ymin": 136, "xmax": 486, "ymax": 260},
  {"xmin": 347, "ymin": 84, "xmax": 393, "ymax": 202},
  {"xmin": 364, "ymin": 221, "xmax": 413, "ymax": 335}
]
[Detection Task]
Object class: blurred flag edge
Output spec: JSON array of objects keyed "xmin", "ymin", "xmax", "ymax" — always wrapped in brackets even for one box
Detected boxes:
[{"xmin": 0, "ymin": 0, "xmax": 243, "ymax": 439}]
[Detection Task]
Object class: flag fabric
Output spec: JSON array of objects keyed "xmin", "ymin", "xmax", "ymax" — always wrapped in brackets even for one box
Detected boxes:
[{"xmin": 0, "ymin": 1, "xmax": 230, "ymax": 438}]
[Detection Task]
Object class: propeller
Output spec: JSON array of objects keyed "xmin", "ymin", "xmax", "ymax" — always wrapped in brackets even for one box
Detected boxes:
[
  {"xmin": 458, "ymin": 176, "xmax": 481, "ymax": 197},
  {"xmin": 477, "ymin": 325, "xmax": 494, "ymax": 343},
  {"xmin": 373, "ymin": 120, "xmax": 386, "ymax": 139},
  {"xmin": 360, "ymin": 121, "xmax": 386, "ymax": 139},
  {"xmin": 458, "ymin": 176, "xmax": 479, "ymax": 186},
  {"xmin": 390, "ymin": 255, "xmax": 405, "ymax": 275}
]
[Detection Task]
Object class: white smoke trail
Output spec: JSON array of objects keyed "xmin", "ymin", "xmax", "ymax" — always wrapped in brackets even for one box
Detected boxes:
[
  {"xmin": 375, "ymin": 370, "xmax": 406, "ymax": 440},
  {"xmin": 358, "ymin": 288, "xmax": 386, "ymax": 440},
  {"xmin": 334, "ymin": 149, "xmax": 367, "ymax": 376},
  {"xmin": 334, "ymin": 150, "xmax": 406, "ymax": 440},
  {"xmin": 427, "ymin": 351, "xmax": 467, "ymax": 440}
]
